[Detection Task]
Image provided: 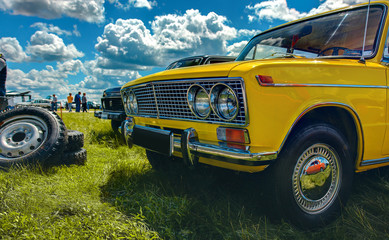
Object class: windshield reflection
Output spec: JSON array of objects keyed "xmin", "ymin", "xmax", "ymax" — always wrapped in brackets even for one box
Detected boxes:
[{"xmin": 236, "ymin": 5, "xmax": 384, "ymax": 61}]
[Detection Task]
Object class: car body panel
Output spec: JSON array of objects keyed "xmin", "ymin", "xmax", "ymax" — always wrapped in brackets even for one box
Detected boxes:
[{"xmin": 121, "ymin": 1, "xmax": 389, "ymax": 173}]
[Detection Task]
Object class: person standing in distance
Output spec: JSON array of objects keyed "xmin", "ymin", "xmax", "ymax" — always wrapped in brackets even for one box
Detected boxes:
[
  {"xmin": 67, "ymin": 93, "xmax": 73, "ymax": 112},
  {"xmin": 75, "ymin": 92, "xmax": 81, "ymax": 112},
  {"xmin": 51, "ymin": 94, "xmax": 58, "ymax": 111},
  {"xmin": 82, "ymin": 92, "xmax": 87, "ymax": 112}
]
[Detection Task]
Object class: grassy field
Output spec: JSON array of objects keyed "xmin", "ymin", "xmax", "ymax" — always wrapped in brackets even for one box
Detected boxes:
[{"xmin": 1, "ymin": 111, "xmax": 389, "ymax": 239}]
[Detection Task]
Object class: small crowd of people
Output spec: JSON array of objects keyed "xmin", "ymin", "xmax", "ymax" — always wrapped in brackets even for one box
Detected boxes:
[
  {"xmin": 51, "ymin": 92, "xmax": 88, "ymax": 112},
  {"xmin": 65, "ymin": 92, "xmax": 88, "ymax": 112}
]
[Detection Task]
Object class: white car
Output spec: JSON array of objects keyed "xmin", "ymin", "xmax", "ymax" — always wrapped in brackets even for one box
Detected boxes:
[{"xmin": 30, "ymin": 99, "xmax": 51, "ymax": 109}]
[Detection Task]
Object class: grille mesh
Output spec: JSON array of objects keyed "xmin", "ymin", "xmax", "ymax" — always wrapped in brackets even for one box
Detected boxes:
[
  {"xmin": 124, "ymin": 78, "xmax": 246, "ymax": 125},
  {"xmin": 102, "ymin": 98, "xmax": 123, "ymax": 111}
]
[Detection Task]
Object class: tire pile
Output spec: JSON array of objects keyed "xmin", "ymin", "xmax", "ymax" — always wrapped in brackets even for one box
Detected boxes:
[{"xmin": 0, "ymin": 106, "xmax": 86, "ymax": 168}]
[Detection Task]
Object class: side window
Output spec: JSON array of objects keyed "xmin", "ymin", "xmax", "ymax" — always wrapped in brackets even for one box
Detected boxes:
[{"xmin": 383, "ymin": 29, "xmax": 389, "ymax": 61}]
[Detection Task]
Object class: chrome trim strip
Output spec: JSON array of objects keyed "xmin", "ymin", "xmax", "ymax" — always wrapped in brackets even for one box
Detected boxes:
[
  {"xmin": 123, "ymin": 122, "xmax": 276, "ymax": 166},
  {"xmin": 260, "ymin": 83, "xmax": 387, "ymax": 89},
  {"xmin": 360, "ymin": 157, "xmax": 389, "ymax": 166},
  {"xmin": 278, "ymin": 102, "xmax": 365, "ymax": 159},
  {"xmin": 151, "ymin": 83, "xmax": 160, "ymax": 119}
]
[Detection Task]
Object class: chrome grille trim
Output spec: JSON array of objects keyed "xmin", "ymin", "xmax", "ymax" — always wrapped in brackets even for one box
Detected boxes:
[{"xmin": 121, "ymin": 77, "xmax": 248, "ymax": 126}]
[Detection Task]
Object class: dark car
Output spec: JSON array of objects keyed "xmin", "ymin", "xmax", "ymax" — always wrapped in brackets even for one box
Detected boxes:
[
  {"xmin": 94, "ymin": 87, "xmax": 126, "ymax": 132},
  {"xmin": 166, "ymin": 55, "xmax": 236, "ymax": 70},
  {"xmin": 95, "ymin": 55, "xmax": 236, "ymax": 132}
]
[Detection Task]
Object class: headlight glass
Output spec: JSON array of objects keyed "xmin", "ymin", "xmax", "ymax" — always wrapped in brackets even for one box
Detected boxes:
[
  {"xmin": 122, "ymin": 92, "xmax": 130, "ymax": 114},
  {"xmin": 128, "ymin": 90, "xmax": 138, "ymax": 114},
  {"xmin": 210, "ymin": 84, "xmax": 239, "ymax": 120},
  {"xmin": 187, "ymin": 85, "xmax": 210, "ymax": 119}
]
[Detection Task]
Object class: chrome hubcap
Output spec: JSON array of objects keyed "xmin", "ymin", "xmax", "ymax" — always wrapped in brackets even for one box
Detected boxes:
[
  {"xmin": 293, "ymin": 144, "xmax": 341, "ymax": 214},
  {"xmin": 0, "ymin": 117, "xmax": 47, "ymax": 159}
]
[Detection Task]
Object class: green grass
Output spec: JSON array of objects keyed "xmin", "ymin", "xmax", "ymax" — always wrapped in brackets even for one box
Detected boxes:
[{"xmin": 1, "ymin": 111, "xmax": 389, "ymax": 239}]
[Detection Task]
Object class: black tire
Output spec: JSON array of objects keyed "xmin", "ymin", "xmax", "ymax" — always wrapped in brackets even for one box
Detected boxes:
[
  {"xmin": 61, "ymin": 148, "xmax": 87, "ymax": 165},
  {"xmin": 65, "ymin": 130, "xmax": 84, "ymax": 152},
  {"xmin": 0, "ymin": 106, "xmax": 68, "ymax": 167},
  {"xmin": 111, "ymin": 120, "xmax": 121, "ymax": 133},
  {"xmin": 268, "ymin": 123, "xmax": 353, "ymax": 228}
]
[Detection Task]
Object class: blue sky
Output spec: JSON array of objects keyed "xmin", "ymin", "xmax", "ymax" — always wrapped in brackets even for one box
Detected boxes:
[{"xmin": 0, "ymin": 0, "xmax": 366, "ymax": 101}]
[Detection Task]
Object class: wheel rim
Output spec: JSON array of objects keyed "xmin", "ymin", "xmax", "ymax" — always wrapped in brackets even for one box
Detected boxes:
[
  {"xmin": 292, "ymin": 143, "xmax": 341, "ymax": 214},
  {"xmin": 0, "ymin": 116, "xmax": 48, "ymax": 159}
]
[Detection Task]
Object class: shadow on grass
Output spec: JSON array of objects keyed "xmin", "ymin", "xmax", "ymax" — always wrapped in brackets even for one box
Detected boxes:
[
  {"xmin": 89, "ymin": 129, "xmax": 125, "ymax": 149},
  {"xmin": 100, "ymin": 160, "xmax": 389, "ymax": 239},
  {"xmin": 100, "ymin": 162, "xmax": 277, "ymax": 240}
]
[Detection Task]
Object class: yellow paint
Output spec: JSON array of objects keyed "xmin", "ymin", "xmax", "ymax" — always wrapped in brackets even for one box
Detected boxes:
[{"xmin": 122, "ymin": 1, "xmax": 389, "ymax": 172}]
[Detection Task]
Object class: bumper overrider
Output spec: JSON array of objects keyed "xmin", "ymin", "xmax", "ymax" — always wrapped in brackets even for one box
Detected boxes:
[
  {"xmin": 94, "ymin": 111, "xmax": 126, "ymax": 121},
  {"xmin": 121, "ymin": 117, "xmax": 277, "ymax": 168}
]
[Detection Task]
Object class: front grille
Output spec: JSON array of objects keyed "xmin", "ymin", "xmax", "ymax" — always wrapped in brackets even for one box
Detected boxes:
[
  {"xmin": 122, "ymin": 78, "xmax": 247, "ymax": 125},
  {"xmin": 102, "ymin": 97, "xmax": 124, "ymax": 111}
]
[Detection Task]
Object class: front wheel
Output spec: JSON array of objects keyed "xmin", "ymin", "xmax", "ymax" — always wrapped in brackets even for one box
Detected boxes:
[{"xmin": 269, "ymin": 123, "xmax": 353, "ymax": 228}]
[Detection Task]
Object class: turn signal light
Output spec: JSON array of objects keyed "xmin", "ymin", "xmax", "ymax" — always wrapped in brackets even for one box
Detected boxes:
[
  {"xmin": 217, "ymin": 127, "xmax": 249, "ymax": 144},
  {"xmin": 256, "ymin": 75, "xmax": 274, "ymax": 86}
]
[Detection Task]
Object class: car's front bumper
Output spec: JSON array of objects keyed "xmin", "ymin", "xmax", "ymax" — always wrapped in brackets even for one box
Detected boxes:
[
  {"xmin": 121, "ymin": 118, "xmax": 277, "ymax": 168},
  {"xmin": 94, "ymin": 111, "xmax": 126, "ymax": 121}
]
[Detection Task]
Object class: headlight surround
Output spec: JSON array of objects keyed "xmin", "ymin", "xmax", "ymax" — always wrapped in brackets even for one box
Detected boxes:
[
  {"xmin": 128, "ymin": 90, "xmax": 138, "ymax": 114},
  {"xmin": 187, "ymin": 84, "xmax": 210, "ymax": 119},
  {"xmin": 210, "ymin": 84, "xmax": 239, "ymax": 121},
  {"xmin": 122, "ymin": 92, "xmax": 130, "ymax": 114}
]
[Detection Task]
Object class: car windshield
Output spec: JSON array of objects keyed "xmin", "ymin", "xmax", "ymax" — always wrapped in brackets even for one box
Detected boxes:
[{"xmin": 236, "ymin": 5, "xmax": 384, "ymax": 60}]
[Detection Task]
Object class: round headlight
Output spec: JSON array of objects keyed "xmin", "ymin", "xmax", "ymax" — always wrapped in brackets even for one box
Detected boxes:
[
  {"xmin": 128, "ymin": 90, "xmax": 138, "ymax": 114},
  {"xmin": 122, "ymin": 92, "xmax": 130, "ymax": 114},
  {"xmin": 210, "ymin": 84, "xmax": 239, "ymax": 120},
  {"xmin": 187, "ymin": 85, "xmax": 210, "ymax": 119}
]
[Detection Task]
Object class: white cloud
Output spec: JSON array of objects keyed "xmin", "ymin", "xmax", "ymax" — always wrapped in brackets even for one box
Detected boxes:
[
  {"xmin": 72, "ymin": 25, "xmax": 81, "ymax": 37},
  {"xmin": 27, "ymin": 31, "xmax": 84, "ymax": 62},
  {"xmin": 30, "ymin": 22, "xmax": 72, "ymax": 36},
  {"xmin": 109, "ymin": 0, "xmax": 156, "ymax": 10},
  {"xmin": 0, "ymin": 0, "xmax": 105, "ymax": 23},
  {"xmin": 7, "ymin": 60, "xmax": 140, "ymax": 101},
  {"xmin": 247, "ymin": 0, "xmax": 369, "ymax": 22},
  {"xmin": 95, "ymin": 10, "xmax": 238, "ymax": 69},
  {"xmin": 247, "ymin": 0, "xmax": 304, "ymax": 22},
  {"xmin": 227, "ymin": 41, "xmax": 248, "ymax": 57},
  {"xmin": 0, "ymin": 37, "xmax": 28, "ymax": 62}
]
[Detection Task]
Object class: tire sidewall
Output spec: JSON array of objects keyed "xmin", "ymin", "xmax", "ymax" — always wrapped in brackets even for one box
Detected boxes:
[
  {"xmin": 0, "ymin": 107, "xmax": 67, "ymax": 166},
  {"xmin": 273, "ymin": 124, "xmax": 353, "ymax": 228}
]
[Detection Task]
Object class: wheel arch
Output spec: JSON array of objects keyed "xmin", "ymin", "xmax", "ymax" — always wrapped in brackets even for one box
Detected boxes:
[{"xmin": 278, "ymin": 103, "xmax": 364, "ymax": 167}]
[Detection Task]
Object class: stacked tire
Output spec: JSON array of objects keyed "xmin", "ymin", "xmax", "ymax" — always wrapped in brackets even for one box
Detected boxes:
[
  {"xmin": 0, "ymin": 106, "xmax": 87, "ymax": 168},
  {"xmin": 61, "ymin": 130, "xmax": 87, "ymax": 166}
]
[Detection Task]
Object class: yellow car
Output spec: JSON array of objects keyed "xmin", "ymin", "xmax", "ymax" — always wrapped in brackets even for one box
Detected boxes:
[{"xmin": 121, "ymin": 1, "xmax": 389, "ymax": 227}]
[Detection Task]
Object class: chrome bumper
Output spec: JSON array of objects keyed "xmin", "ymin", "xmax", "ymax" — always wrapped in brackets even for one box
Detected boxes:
[{"xmin": 121, "ymin": 118, "xmax": 277, "ymax": 167}]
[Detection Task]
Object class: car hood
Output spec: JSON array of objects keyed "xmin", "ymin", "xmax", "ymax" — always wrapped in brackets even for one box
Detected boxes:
[
  {"xmin": 122, "ymin": 61, "xmax": 248, "ymax": 88},
  {"xmin": 122, "ymin": 58, "xmax": 363, "ymax": 89},
  {"xmin": 103, "ymin": 87, "xmax": 122, "ymax": 97}
]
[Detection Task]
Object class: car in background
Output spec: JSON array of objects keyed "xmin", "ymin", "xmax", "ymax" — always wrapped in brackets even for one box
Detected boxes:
[
  {"xmin": 22, "ymin": 99, "xmax": 51, "ymax": 109},
  {"xmin": 166, "ymin": 55, "xmax": 236, "ymax": 70},
  {"xmin": 94, "ymin": 87, "xmax": 125, "ymax": 132},
  {"xmin": 87, "ymin": 101, "xmax": 100, "ymax": 110},
  {"xmin": 95, "ymin": 55, "xmax": 236, "ymax": 132}
]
